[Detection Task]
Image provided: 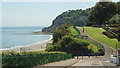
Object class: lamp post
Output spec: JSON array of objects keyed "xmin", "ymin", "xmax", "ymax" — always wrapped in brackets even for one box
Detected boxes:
[{"xmin": 83, "ymin": 21, "xmax": 86, "ymax": 32}]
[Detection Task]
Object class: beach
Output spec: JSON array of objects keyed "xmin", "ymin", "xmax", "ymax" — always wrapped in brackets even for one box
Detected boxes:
[
  {"xmin": 1, "ymin": 26, "xmax": 53, "ymax": 52},
  {"xmin": 2, "ymin": 40, "xmax": 53, "ymax": 52}
]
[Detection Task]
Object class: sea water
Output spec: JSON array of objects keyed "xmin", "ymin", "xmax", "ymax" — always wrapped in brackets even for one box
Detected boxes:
[{"xmin": 0, "ymin": 26, "xmax": 52, "ymax": 50}]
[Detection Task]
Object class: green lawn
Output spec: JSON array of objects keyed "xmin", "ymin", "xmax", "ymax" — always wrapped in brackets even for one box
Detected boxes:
[
  {"xmin": 68, "ymin": 26, "xmax": 80, "ymax": 38},
  {"xmin": 84, "ymin": 27, "xmax": 120, "ymax": 49}
]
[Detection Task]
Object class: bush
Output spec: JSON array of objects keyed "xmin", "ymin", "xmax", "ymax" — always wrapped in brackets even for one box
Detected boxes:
[
  {"xmin": 46, "ymin": 36, "xmax": 90, "ymax": 56},
  {"xmin": 2, "ymin": 51, "xmax": 67, "ymax": 56},
  {"xmin": 2, "ymin": 51, "xmax": 72, "ymax": 67},
  {"xmin": 53, "ymin": 29, "xmax": 63, "ymax": 44},
  {"xmin": 45, "ymin": 45, "xmax": 62, "ymax": 52},
  {"xmin": 53, "ymin": 23, "xmax": 74, "ymax": 44},
  {"xmin": 103, "ymin": 31, "xmax": 116, "ymax": 38},
  {"xmin": 73, "ymin": 25, "xmax": 80, "ymax": 35},
  {"xmin": 67, "ymin": 39, "xmax": 90, "ymax": 56}
]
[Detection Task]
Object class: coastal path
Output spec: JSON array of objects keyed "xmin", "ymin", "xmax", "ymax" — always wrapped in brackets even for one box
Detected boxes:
[
  {"xmin": 76, "ymin": 27, "xmax": 117, "ymax": 66},
  {"xmin": 32, "ymin": 58, "xmax": 79, "ymax": 68}
]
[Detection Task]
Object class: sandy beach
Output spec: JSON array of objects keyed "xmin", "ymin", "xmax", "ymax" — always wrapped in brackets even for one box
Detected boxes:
[{"xmin": 2, "ymin": 40, "xmax": 53, "ymax": 52}]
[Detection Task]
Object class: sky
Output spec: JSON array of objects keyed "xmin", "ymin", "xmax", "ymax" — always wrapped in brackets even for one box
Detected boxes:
[{"xmin": 1, "ymin": 0, "xmax": 119, "ymax": 27}]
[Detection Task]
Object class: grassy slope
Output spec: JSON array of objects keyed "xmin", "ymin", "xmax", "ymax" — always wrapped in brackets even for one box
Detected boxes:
[
  {"xmin": 69, "ymin": 26, "xmax": 102, "ymax": 53},
  {"xmin": 84, "ymin": 39, "xmax": 103, "ymax": 53},
  {"xmin": 84, "ymin": 27, "xmax": 120, "ymax": 49},
  {"xmin": 68, "ymin": 26, "xmax": 80, "ymax": 37}
]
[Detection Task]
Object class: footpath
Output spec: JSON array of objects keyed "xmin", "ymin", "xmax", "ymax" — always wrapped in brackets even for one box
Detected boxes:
[
  {"xmin": 75, "ymin": 27, "xmax": 117, "ymax": 67},
  {"xmin": 33, "ymin": 56, "xmax": 118, "ymax": 68},
  {"xmin": 32, "ymin": 58, "xmax": 79, "ymax": 68}
]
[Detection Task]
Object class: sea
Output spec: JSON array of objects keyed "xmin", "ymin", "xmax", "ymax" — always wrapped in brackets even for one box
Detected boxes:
[{"xmin": 0, "ymin": 26, "xmax": 52, "ymax": 50}]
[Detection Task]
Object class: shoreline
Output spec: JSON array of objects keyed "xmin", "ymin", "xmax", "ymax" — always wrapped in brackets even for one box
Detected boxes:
[{"xmin": 1, "ymin": 35, "xmax": 53, "ymax": 52}]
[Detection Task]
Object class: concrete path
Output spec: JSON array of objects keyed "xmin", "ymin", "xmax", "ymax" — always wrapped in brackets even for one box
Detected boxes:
[
  {"xmin": 72, "ymin": 57, "xmax": 104, "ymax": 66},
  {"xmin": 32, "ymin": 58, "xmax": 79, "ymax": 68},
  {"xmin": 68, "ymin": 56, "xmax": 119, "ymax": 68}
]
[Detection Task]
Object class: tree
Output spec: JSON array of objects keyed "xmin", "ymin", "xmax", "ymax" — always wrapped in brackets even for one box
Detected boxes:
[
  {"xmin": 67, "ymin": 39, "xmax": 90, "ymax": 56},
  {"xmin": 53, "ymin": 23, "xmax": 73, "ymax": 44},
  {"xmin": 47, "ymin": 35, "xmax": 90, "ymax": 56},
  {"xmin": 53, "ymin": 29, "xmax": 63, "ymax": 44},
  {"xmin": 117, "ymin": 2, "xmax": 120, "ymax": 14},
  {"xmin": 88, "ymin": 2, "xmax": 117, "ymax": 25}
]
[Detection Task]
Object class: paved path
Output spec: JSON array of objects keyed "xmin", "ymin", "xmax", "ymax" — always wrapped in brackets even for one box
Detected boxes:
[
  {"xmin": 32, "ymin": 58, "xmax": 79, "ymax": 68},
  {"xmin": 76, "ymin": 27, "xmax": 116, "ymax": 66},
  {"xmin": 68, "ymin": 56, "xmax": 119, "ymax": 68},
  {"xmin": 71, "ymin": 57, "xmax": 104, "ymax": 66}
]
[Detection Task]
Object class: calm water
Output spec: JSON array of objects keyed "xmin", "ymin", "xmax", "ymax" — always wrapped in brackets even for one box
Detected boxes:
[{"xmin": 0, "ymin": 26, "xmax": 52, "ymax": 49}]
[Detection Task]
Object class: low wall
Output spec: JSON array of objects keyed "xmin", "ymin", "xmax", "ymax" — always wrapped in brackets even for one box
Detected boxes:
[{"xmin": 110, "ymin": 55, "xmax": 117, "ymax": 63}]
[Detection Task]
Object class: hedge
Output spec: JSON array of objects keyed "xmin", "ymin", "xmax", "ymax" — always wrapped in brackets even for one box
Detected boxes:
[
  {"xmin": 68, "ymin": 26, "xmax": 80, "ymax": 38},
  {"xmin": 2, "ymin": 51, "xmax": 72, "ymax": 68},
  {"xmin": 73, "ymin": 25, "xmax": 80, "ymax": 35},
  {"xmin": 103, "ymin": 31, "xmax": 116, "ymax": 38}
]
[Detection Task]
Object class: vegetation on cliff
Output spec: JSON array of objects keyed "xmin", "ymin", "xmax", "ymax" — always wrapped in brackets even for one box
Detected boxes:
[{"xmin": 42, "ymin": 9, "xmax": 90, "ymax": 33}]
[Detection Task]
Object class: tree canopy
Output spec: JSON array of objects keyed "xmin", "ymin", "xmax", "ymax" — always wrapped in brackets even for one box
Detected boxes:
[{"xmin": 88, "ymin": 2, "xmax": 117, "ymax": 25}]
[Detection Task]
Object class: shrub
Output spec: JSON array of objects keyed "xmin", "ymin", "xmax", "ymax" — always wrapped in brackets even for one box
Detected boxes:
[
  {"xmin": 2, "ymin": 51, "xmax": 72, "ymax": 67},
  {"xmin": 53, "ymin": 23, "xmax": 74, "ymax": 44},
  {"xmin": 86, "ymin": 22, "xmax": 95, "ymax": 26},
  {"xmin": 46, "ymin": 36, "xmax": 90, "ymax": 56},
  {"xmin": 2, "ymin": 51, "xmax": 67, "ymax": 56},
  {"xmin": 67, "ymin": 39, "xmax": 90, "ymax": 56},
  {"xmin": 103, "ymin": 31, "xmax": 116, "ymax": 38},
  {"xmin": 68, "ymin": 26, "xmax": 80, "ymax": 38},
  {"xmin": 45, "ymin": 45, "xmax": 62, "ymax": 52}
]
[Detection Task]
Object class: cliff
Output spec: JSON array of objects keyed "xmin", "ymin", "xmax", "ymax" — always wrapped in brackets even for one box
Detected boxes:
[{"xmin": 42, "ymin": 9, "xmax": 90, "ymax": 33}]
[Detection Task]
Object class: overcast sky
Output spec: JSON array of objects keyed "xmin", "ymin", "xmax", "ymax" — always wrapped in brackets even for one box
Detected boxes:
[{"xmin": 1, "ymin": 0, "xmax": 119, "ymax": 27}]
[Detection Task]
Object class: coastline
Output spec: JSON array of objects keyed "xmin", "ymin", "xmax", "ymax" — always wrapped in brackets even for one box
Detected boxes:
[{"xmin": 1, "ymin": 35, "xmax": 53, "ymax": 52}]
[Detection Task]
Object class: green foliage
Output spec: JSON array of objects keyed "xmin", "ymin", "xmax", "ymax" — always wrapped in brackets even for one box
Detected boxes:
[
  {"xmin": 117, "ymin": 1, "xmax": 120, "ymax": 14},
  {"xmin": 84, "ymin": 27, "xmax": 120, "ymax": 49},
  {"xmin": 67, "ymin": 39, "xmax": 90, "ymax": 55},
  {"xmin": 86, "ymin": 22, "xmax": 96, "ymax": 26},
  {"xmin": 53, "ymin": 29, "xmax": 63, "ymax": 44},
  {"xmin": 103, "ymin": 31, "xmax": 116, "ymax": 38},
  {"xmin": 46, "ymin": 35, "xmax": 96, "ymax": 56},
  {"xmin": 42, "ymin": 9, "xmax": 90, "ymax": 33},
  {"xmin": 68, "ymin": 26, "xmax": 80, "ymax": 38},
  {"xmin": 88, "ymin": 2, "xmax": 117, "ymax": 25},
  {"xmin": 53, "ymin": 23, "xmax": 79, "ymax": 44},
  {"xmin": 2, "ymin": 51, "xmax": 67, "ymax": 56},
  {"xmin": 47, "ymin": 24, "xmax": 102, "ymax": 56},
  {"xmin": 2, "ymin": 51, "xmax": 72, "ymax": 67},
  {"xmin": 45, "ymin": 45, "xmax": 62, "ymax": 51},
  {"xmin": 108, "ymin": 14, "xmax": 120, "ymax": 24}
]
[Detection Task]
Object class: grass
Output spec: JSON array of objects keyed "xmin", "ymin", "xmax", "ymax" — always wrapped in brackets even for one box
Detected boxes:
[
  {"xmin": 83, "ymin": 39, "xmax": 104, "ymax": 53},
  {"xmin": 84, "ymin": 27, "xmax": 120, "ymax": 49},
  {"xmin": 68, "ymin": 26, "xmax": 80, "ymax": 37}
]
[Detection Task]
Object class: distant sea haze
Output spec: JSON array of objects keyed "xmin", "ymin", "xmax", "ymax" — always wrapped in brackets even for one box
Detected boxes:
[{"xmin": 0, "ymin": 26, "xmax": 52, "ymax": 50}]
